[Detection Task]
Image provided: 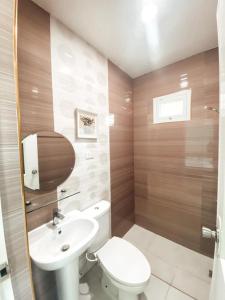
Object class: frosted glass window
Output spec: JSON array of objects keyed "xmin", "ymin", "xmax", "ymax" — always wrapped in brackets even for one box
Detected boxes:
[{"xmin": 153, "ymin": 89, "xmax": 191, "ymax": 124}]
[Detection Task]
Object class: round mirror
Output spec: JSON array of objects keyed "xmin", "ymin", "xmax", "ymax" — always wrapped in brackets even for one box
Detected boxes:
[{"xmin": 22, "ymin": 131, "xmax": 75, "ymax": 191}]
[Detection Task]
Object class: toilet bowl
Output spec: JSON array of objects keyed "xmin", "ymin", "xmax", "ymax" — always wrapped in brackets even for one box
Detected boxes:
[
  {"xmin": 97, "ymin": 236, "xmax": 151, "ymax": 300},
  {"xmin": 82, "ymin": 201, "xmax": 151, "ymax": 299}
]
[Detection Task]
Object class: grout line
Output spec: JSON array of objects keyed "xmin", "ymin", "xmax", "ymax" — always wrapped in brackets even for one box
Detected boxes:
[
  {"xmin": 165, "ymin": 283, "xmax": 170, "ymax": 299},
  {"xmin": 124, "ymin": 226, "xmax": 211, "ymax": 300},
  {"xmin": 153, "ymin": 274, "xmax": 196, "ymax": 299},
  {"xmin": 170, "ymin": 285, "xmax": 197, "ymax": 300}
]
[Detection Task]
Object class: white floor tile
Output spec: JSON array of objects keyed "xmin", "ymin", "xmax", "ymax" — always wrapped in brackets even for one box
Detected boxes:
[
  {"xmin": 166, "ymin": 287, "xmax": 194, "ymax": 300},
  {"xmin": 172, "ymin": 268, "xmax": 211, "ymax": 300},
  {"xmin": 81, "ymin": 226, "xmax": 212, "ymax": 300},
  {"xmin": 174, "ymin": 244, "xmax": 213, "ymax": 283},
  {"xmin": 141, "ymin": 276, "xmax": 170, "ymax": 300},
  {"xmin": 125, "ymin": 226, "xmax": 212, "ymax": 300},
  {"xmin": 123, "ymin": 225, "xmax": 157, "ymax": 254},
  {"xmin": 148, "ymin": 235, "xmax": 180, "ymax": 265},
  {"xmin": 145, "ymin": 252, "xmax": 175, "ymax": 284}
]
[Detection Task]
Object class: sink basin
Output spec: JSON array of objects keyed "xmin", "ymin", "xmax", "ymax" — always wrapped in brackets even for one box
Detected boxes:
[
  {"xmin": 29, "ymin": 215, "xmax": 98, "ymax": 271},
  {"xmin": 28, "ymin": 211, "xmax": 99, "ymax": 300}
]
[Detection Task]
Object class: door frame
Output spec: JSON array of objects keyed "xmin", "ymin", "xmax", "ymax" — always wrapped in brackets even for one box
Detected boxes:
[{"xmin": 209, "ymin": 0, "xmax": 225, "ymax": 298}]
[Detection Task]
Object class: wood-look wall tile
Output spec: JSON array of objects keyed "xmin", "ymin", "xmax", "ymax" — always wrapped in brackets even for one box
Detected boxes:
[
  {"xmin": 112, "ymin": 195, "xmax": 135, "ymax": 237},
  {"xmin": 108, "ymin": 61, "xmax": 134, "ymax": 237},
  {"xmin": 133, "ymin": 49, "xmax": 219, "ymax": 257},
  {"xmin": 10, "ymin": 268, "xmax": 34, "ymax": 300},
  {"xmin": 18, "ymin": 0, "xmax": 54, "ymax": 138},
  {"xmin": 0, "ymin": 145, "xmax": 23, "ymax": 213},
  {"xmin": 0, "ymin": 73, "xmax": 19, "ymax": 145},
  {"xmin": 111, "ymin": 167, "xmax": 134, "ymax": 189},
  {"xmin": 17, "ymin": 0, "xmax": 57, "ymax": 231},
  {"xmin": 0, "ymin": 0, "xmax": 14, "ymax": 76},
  {"xmin": 0, "ymin": 0, "xmax": 33, "ymax": 298},
  {"xmin": 110, "ymin": 156, "xmax": 134, "ymax": 172},
  {"xmin": 2, "ymin": 209, "xmax": 29, "ymax": 276},
  {"xmin": 26, "ymin": 202, "xmax": 57, "ymax": 232}
]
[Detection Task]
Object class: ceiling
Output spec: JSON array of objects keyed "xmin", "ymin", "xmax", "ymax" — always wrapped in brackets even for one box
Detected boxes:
[{"xmin": 32, "ymin": 0, "xmax": 218, "ymax": 78}]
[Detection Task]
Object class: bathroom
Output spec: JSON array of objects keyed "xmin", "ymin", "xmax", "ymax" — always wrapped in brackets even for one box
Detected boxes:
[{"xmin": 0, "ymin": 0, "xmax": 225, "ymax": 299}]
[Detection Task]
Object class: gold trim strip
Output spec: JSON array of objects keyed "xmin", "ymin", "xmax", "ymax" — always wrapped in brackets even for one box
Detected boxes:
[{"xmin": 13, "ymin": 0, "xmax": 36, "ymax": 298}]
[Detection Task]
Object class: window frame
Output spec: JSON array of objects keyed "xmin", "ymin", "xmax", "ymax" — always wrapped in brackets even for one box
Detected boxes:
[{"xmin": 153, "ymin": 89, "xmax": 191, "ymax": 124}]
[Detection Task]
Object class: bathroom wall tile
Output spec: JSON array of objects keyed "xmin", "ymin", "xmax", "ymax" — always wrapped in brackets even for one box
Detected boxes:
[
  {"xmin": 25, "ymin": 189, "xmax": 58, "ymax": 216},
  {"xmin": 112, "ymin": 212, "xmax": 134, "ymax": 237},
  {"xmin": 172, "ymin": 268, "xmax": 211, "ymax": 300},
  {"xmin": 10, "ymin": 268, "xmax": 34, "ymax": 300},
  {"xmin": 2, "ymin": 210, "xmax": 30, "ymax": 276},
  {"xmin": 0, "ymin": 73, "xmax": 19, "ymax": 145},
  {"xmin": 18, "ymin": 0, "xmax": 54, "ymax": 138},
  {"xmin": 133, "ymin": 49, "xmax": 219, "ymax": 257},
  {"xmin": 17, "ymin": 0, "xmax": 58, "ymax": 228},
  {"xmin": 141, "ymin": 275, "xmax": 170, "ymax": 300},
  {"xmin": 0, "ymin": 0, "xmax": 14, "ymax": 76},
  {"xmin": 58, "ymin": 193, "xmax": 81, "ymax": 214},
  {"xmin": 135, "ymin": 200, "xmax": 202, "ymax": 255},
  {"xmin": 18, "ymin": 61, "xmax": 54, "ymax": 136},
  {"xmin": 2, "ymin": 208, "xmax": 33, "ymax": 299},
  {"xmin": 166, "ymin": 287, "xmax": 194, "ymax": 300},
  {"xmin": 0, "ymin": 145, "xmax": 23, "ymax": 213},
  {"xmin": 50, "ymin": 17, "xmax": 110, "ymax": 214},
  {"xmin": 0, "ymin": 0, "xmax": 34, "ymax": 298},
  {"xmin": 111, "ymin": 196, "xmax": 134, "ymax": 237},
  {"xmin": 26, "ymin": 202, "xmax": 57, "ymax": 231},
  {"xmin": 108, "ymin": 61, "xmax": 134, "ymax": 236}
]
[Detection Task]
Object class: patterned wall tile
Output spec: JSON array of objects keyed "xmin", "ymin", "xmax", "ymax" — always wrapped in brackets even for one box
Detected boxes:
[{"xmin": 50, "ymin": 18, "xmax": 110, "ymax": 212}]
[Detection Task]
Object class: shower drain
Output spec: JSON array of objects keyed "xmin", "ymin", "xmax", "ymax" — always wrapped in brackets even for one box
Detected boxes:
[{"xmin": 61, "ymin": 244, "xmax": 70, "ymax": 252}]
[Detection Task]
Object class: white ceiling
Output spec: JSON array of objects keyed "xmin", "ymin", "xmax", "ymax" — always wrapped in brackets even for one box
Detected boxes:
[{"xmin": 32, "ymin": 0, "xmax": 218, "ymax": 78}]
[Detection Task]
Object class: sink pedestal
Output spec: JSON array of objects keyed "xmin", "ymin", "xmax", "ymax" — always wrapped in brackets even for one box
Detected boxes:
[
  {"xmin": 55, "ymin": 258, "xmax": 79, "ymax": 300},
  {"xmin": 29, "ymin": 215, "xmax": 99, "ymax": 300}
]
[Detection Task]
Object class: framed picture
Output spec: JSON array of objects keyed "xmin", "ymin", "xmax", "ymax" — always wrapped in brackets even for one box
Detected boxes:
[{"xmin": 76, "ymin": 109, "xmax": 97, "ymax": 139}]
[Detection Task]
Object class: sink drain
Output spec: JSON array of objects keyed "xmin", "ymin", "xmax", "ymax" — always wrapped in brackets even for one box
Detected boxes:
[{"xmin": 61, "ymin": 244, "xmax": 70, "ymax": 252}]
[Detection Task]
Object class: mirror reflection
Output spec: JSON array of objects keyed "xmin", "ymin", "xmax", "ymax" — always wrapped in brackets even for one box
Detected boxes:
[{"xmin": 22, "ymin": 131, "xmax": 75, "ymax": 192}]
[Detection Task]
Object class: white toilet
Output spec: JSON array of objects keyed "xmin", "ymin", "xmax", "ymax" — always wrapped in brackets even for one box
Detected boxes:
[{"xmin": 83, "ymin": 200, "xmax": 151, "ymax": 300}]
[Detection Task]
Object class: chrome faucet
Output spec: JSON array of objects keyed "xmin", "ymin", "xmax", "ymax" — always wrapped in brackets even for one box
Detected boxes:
[{"xmin": 52, "ymin": 208, "xmax": 65, "ymax": 225}]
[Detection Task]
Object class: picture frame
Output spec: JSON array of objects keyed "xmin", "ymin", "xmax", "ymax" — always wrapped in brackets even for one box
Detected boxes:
[{"xmin": 76, "ymin": 109, "xmax": 97, "ymax": 139}]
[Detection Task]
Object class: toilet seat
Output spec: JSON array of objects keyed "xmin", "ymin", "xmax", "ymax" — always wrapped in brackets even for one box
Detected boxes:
[{"xmin": 96, "ymin": 237, "xmax": 151, "ymax": 287}]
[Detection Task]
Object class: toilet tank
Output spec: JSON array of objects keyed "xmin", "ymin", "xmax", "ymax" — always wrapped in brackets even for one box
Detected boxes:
[{"xmin": 83, "ymin": 200, "xmax": 111, "ymax": 252}]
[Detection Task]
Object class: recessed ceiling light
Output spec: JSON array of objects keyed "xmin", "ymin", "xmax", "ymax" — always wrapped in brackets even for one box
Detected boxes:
[{"xmin": 141, "ymin": 1, "xmax": 158, "ymax": 23}]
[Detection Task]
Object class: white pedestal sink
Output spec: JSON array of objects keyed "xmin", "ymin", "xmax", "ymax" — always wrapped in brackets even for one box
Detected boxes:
[{"xmin": 28, "ymin": 211, "xmax": 99, "ymax": 300}]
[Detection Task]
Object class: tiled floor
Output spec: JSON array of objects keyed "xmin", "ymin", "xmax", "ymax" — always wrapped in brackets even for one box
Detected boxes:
[{"xmin": 80, "ymin": 225, "xmax": 213, "ymax": 300}]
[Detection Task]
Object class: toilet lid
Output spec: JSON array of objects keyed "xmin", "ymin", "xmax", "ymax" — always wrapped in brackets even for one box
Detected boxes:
[{"xmin": 96, "ymin": 237, "xmax": 151, "ymax": 287}]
